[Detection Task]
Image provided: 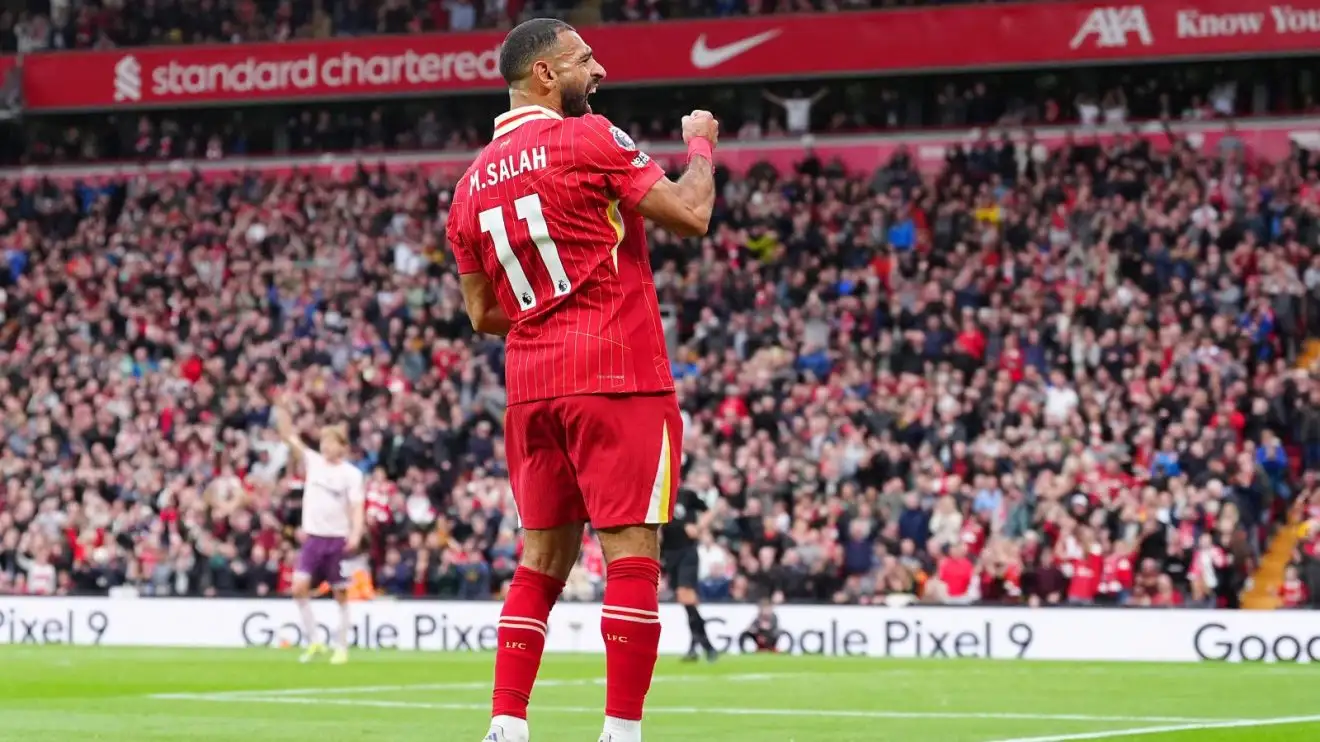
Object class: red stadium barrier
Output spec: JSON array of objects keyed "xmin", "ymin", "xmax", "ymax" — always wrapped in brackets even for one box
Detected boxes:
[{"xmin": 7, "ymin": 0, "xmax": 1320, "ymax": 111}]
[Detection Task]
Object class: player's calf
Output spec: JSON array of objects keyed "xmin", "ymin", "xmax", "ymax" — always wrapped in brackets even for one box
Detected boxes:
[
  {"xmin": 486, "ymin": 522, "xmax": 581, "ymax": 742},
  {"xmin": 329, "ymin": 588, "xmax": 352, "ymax": 664},
  {"xmin": 291, "ymin": 574, "xmax": 326, "ymax": 663},
  {"xmin": 491, "ymin": 567, "xmax": 566, "ymax": 731},
  {"xmin": 597, "ymin": 525, "xmax": 663, "ymax": 742},
  {"xmin": 683, "ymin": 601, "xmax": 717, "ymax": 663}
]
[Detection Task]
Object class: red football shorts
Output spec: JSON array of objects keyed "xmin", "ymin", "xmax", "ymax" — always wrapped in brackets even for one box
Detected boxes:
[{"xmin": 505, "ymin": 393, "xmax": 682, "ymax": 530}]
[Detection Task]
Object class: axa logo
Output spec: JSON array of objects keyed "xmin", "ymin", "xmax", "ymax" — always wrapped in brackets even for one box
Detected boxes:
[
  {"xmin": 113, "ymin": 55, "xmax": 142, "ymax": 102},
  {"xmin": 1069, "ymin": 6, "xmax": 1154, "ymax": 49}
]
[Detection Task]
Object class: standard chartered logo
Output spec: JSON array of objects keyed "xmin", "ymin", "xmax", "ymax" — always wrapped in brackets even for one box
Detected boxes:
[
  {"xmin": 144, "ymin": 48, "xmax": 502, "ymax": 99},
  {"xmin": 113, "ymin": 55, "xmax": 142, "ymax": 102}
]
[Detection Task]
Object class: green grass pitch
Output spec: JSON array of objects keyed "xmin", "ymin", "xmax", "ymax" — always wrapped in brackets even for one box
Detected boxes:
[{"xmin": 2, "ymin": 646, "xmax": 1318, "ymax": 741}]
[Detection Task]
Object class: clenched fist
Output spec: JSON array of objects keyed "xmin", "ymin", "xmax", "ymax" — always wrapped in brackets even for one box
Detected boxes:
[{"xmin": 682, "ymin": 110, "xmax": 719, "ymax": 147}]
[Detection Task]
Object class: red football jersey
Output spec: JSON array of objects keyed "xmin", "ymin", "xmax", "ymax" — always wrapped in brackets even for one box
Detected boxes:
[
  {"xmin": 447, "ymin": 105, "xmax": 675, "ymax": 405},
  {"xmin": 1280, "ymin": 578, "xmax": 1308, "ymax": 608}
]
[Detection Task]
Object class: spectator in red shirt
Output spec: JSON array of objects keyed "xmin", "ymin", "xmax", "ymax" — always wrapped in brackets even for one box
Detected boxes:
[
  {"xmin": 1098, "ymin": 540, "xmax": 1136, "ymax": 605},
  {"xmin": 998, "ymin": 333, "xmax": 1025, "ymax": 383},
  {"xmin": 276, "ymin": 552, "xmax": 296, "ymax": 595},
  {"xmin": 933, "ymin": 542, "xmax": 976, "ymax": 605},
  {"xmin": 1067, "ymin": 539, "xmax": 1103, "ymax": 606},
  {"xmin": 1279, "ymin": 565, "xmax": 1308, "ymax": 609},
  {"xmin": 1147, "ymin": 575, "xmax": 1184, "ymax": 608},
  {"xmin": 1209, "ymin": 403, "xmax": 1247, "ymax": 443},
  {"xmin": 952, "ymin": 316, "xmax": 986, "ymax": 369},
  {"xmin": 180, "ymin": 352, "xmax": 204, "ymax": 384},
  {"xmin": 976, "ymin": 539, "xmax": 1023, "ymax": 604}
]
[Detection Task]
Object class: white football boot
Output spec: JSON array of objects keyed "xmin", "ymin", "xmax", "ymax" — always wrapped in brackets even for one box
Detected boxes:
[{"xmin": 483, "ymin": 717, "xmax": 529, "ymax": 742}]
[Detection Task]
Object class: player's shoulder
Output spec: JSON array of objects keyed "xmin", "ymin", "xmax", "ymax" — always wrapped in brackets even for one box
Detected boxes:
[
  {"xmin": 345, "ymin": 464, "xmax": 366, "ymax": 486},
  {"xmin": 573, "ymin": 114, "xmax": 637, "ymax": 148},
  {"xmin": 330, "ymin": 457, "xmax": 362, "ymax": 481},
  {"xmin": 446, "ymin": 168, "xmax": 475, "ymax": 231},
  {"xmin": 568, "ymin": 113, "xmax": 613, "ymax": 133}
]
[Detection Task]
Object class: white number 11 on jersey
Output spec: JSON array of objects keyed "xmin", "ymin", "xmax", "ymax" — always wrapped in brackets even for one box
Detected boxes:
[{"xmin": 478, "ymin": 193, "xmax": 572, "ymax": 311}]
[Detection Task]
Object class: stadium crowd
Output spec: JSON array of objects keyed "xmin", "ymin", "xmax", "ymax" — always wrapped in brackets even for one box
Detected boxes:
[
  {"xmin": 0, "ymin": 0, "xmax": 1041, "ymax": 51},
  {"xmin": 0, "ymin": 87, "xmax": 1317, "ymax": 611},
  {"xmin": 8, "ymin": 61, "xmax": 1289, "ymax": 169},
  {"xmin": 0, "ymin": 0, "xmax": 560, "ymax": 50}
]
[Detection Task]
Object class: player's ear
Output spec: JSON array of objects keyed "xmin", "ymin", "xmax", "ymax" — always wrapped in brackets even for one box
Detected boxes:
[{"xmin": 531, "ymin": 59, "xmax": 555, "ymax": 88}]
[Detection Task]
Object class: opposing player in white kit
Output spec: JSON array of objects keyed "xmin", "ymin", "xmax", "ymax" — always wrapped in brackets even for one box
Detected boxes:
[{"xmin": 273, "ymin": 401, "xmax": 366, "ymax": 665}]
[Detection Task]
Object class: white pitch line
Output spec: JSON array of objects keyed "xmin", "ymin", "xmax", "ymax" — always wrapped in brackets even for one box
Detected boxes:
[
  {"xmin": 150, "ymin": 680, "xmax": 493, "ymax": 699},
  {"xmin": 150, "ymin": 672, "xmax": 798, "ymax": 700},
  {"xmin": 162, "ymin": 693, "xmax": 1227, "ymax": 725},
  {"xmin": 988, "ymin": 714, "xmax": 1320, "ymax": 742}
]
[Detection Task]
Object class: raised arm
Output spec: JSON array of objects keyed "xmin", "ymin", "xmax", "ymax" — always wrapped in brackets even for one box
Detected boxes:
[
  {"xmin": 271, "ymin": 398, "xmax": 308, "ymax": 466},
  {"xmin": 635, "ymin": 110, "xmax": 719, "ymax": 238},
  {"xmin": 762, "ymin": 89, "xmax": 785, "ymax": 107}
]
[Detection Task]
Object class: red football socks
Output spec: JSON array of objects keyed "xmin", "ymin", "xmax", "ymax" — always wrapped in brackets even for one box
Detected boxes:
[
  {"xmin": 600, "ymin": 556, "xmax": 662, "ymax": 723},
  {"xmin": 491, "ymin": 566, "xmax": 565, "ymax": 720}
]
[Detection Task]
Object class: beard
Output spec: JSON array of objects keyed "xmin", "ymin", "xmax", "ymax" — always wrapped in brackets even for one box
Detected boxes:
[{"xmin": 561, "ymin": 83, "xmax": 592, "ymax": 117}]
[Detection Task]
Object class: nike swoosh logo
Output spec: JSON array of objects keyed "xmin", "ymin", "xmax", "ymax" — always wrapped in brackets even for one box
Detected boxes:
[{"xmin": 690, "ymin": 29, "xmax": 782, "ymax": 70}]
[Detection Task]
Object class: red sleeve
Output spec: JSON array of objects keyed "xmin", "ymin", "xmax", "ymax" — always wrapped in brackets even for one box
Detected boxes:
[
  {"xmin": 445, "ymin": 200, "xmax": 482, "ymax": 276},
  {"xmin": 573, "ymin": 115, "xmax": 666, "ymax": 210}
]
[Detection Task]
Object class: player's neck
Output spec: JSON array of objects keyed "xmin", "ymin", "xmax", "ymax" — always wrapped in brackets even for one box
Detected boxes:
[{"xmin": 508, "ymin": 93, "xmax": 562, "ymax": 117}]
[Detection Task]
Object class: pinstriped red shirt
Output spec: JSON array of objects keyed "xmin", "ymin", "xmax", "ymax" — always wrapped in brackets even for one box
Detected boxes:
[{"xmin": 447, "ymin": 106, "xmax": 675, "ymax": 406}]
